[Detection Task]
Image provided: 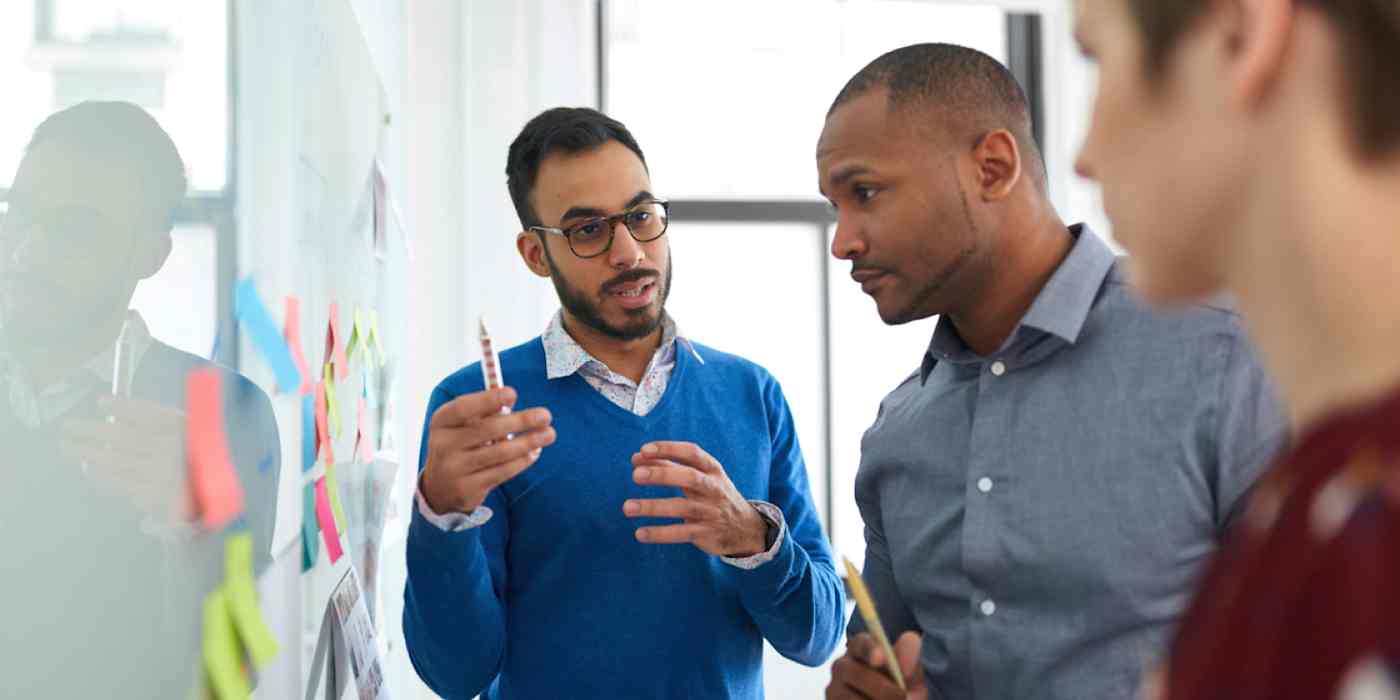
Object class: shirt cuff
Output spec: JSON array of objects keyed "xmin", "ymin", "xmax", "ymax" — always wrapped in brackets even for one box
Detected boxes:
[
  {"xmin": 415, "ymin": 481, "xmax": 493, "ymax": 532},
  {"xmin": 721, "ymin": 501, "xmax": 786, "ymax": 569}
]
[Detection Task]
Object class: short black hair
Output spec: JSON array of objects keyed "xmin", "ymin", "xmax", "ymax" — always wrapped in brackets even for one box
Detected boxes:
[
  {"xmin": 829, "ymin": 43, "xmax": 1046, "ymax": 189},
  {"xmin": 505, "ymin": 107, "xmax": 647, "ymax": 229},
  {"xmin": 26, "ymin": 100, "xmax": 187, "ymax": 234}
]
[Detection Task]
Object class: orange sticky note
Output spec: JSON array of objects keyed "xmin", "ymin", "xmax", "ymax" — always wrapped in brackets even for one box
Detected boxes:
[
  {"xmin": 324, "ymin": 302, "xmax": 350, "ymax": 382},
  {"xmin": 314, "ymin": 477, "xmax": 343, "ymax": 564},
  {"xmin": 187, "ymin": 369, "xmax": 244, "ymax": 530},
  {"xmin": 284, "ymin": 297, "xmax": 313, "ymax": 396},
  {"xmin": 314, "ymin": 380, "xmax": 333, "ymax": 466}
]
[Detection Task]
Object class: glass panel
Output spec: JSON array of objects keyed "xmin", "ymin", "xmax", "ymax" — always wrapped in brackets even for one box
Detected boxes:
[
  {"xmin": 663, "ymin": 222, "xmax": 829, "ymax": 527},
  {"xmin": 0, "ymin": 0, "xmax": 229, "ymax": 191},
  {"xmin": 606, "ymin": 0, "xmax": 1007, "ymax": 200},
  {"xmin": 129, "ymin": 222, "xmax": 218, "ymax": 358},
  {"xmin": 827, "ymin": 225, "xmax": 938, "ymax": 570}
]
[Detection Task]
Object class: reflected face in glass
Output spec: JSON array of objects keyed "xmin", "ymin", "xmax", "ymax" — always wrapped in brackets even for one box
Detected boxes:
[
  {"xmin": 526, "ymin": 141, "xmax": 672, "ymax": 341},
  {"xmin": 2, "ymin": 141, "xmax": 163, "ymax": 342},
  {"xmin": 818, "ymin": 90, "xmax": 987, "ymax": 326},
  {"xmin": 1072, "ymin": 0, "xmax": 1243, "ymax": 304}
]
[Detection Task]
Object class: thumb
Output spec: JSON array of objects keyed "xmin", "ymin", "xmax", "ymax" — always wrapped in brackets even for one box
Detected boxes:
[{"xmin": 894, "ymin": 631, "xmax": 925, "ymax": 689}]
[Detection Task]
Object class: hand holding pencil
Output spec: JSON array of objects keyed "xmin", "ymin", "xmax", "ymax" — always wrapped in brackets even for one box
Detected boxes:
[{"xmin": 826, "ymin": 557, "xmax": 928, "ymax": 700}]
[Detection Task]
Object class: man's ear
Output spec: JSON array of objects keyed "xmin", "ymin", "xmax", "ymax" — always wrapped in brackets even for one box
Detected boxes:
[
  {"xmin": 1228, "ymin": 0, "xmax": 1294, "ymax": 109},
  {"xmin": 517, "ymin": 231, "xmax": 553, "ymax": 278},
  {"xmin": 132, "ymin": 230, "xmax": 173, "ymax": 281},
  {"xmin": 972, "ymin": 129, "xmax": 1023, "ymax": 202}
]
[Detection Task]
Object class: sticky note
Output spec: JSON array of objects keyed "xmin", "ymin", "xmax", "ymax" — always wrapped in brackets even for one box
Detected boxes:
[
  {"xmin": 346, "ymin": 307, "xmax": 365, "ymax": 365},
  {"xmin": 187, "ymin": 369, "xmax": 245, "ymax": 531},
  {"xmin": 314, "ymin": 477, "xmax": 343, "ymax": 564},
  {"xmin": 284, "ymin": 296, "xmax": 313, "ymax": 396},
  {"xmin": 324, "ymin": 363, "xmax": 342, "ymax": 437},
  {"xmin": 373, "ymin": 161, "xmax": 388, "ymax": 259},
  {"xmin": 314, "ymin": 380, "xmax": 333, "ymax": 466},
  {"xmin": 368, "ymin": 309, "xmax": 385, "ymax": 368},
  {"xmin": 302, "ymin": 481, "xmax": 319, "ymax": 571},
  {"xmin": 233, "ymin": 279, "xmax": 302, "ymax": 394},
  {"xmin": 301, "ymin": 393, "xmax": 316, "ymax": 472},
  {"xmin": 326, "ymin": 461, "xmax": 347, "ymax": 532},
  {"xmin": 203, "ymin": 587, "xmax": 251, "ymax": 700},
  {"xmin": 324, "ymin": 302, "xmax": 350, "ymax": 382},
  {"xmin": 224, "ymin": 533, "xmax": 280, "ymax": 669},
  {"xmin": 256, "ymin": 455, "xmax": 272, "ymax": 474}
]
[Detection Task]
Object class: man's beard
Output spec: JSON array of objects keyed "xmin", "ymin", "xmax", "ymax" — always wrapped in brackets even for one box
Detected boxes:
[{"xmin": 543, "ymin": 246, "xmax": 674, "ymax": 341}]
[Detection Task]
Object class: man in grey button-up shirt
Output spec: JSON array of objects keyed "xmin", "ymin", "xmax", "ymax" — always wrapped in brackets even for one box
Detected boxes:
[{"xmin": 818, "ymin": 44, "xmax": 1288, "ymax": 700}]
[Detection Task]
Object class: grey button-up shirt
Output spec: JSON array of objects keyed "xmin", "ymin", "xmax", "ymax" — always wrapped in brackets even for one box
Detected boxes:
[{"xmin": 853, "ymin": 226, "xmax": 1288, "ymax": 699}]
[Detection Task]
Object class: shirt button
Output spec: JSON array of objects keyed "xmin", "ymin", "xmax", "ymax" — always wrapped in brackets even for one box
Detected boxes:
[
  {"xmin": 990, "ymin": 361, "xmax": 1006, "ymax": 376},
  {"xmin": 981, "ymin": 599, "xmax": 997, "ymax": 617},
  {"xmin": 977, "ymin": 477, "xmax": 994, "ymax": 493}
]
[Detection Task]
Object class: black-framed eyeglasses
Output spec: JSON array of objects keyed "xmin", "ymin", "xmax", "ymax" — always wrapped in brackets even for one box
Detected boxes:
[{"xmin": 530, "ymin": 198, "xmax": 669, "ymax": 259}]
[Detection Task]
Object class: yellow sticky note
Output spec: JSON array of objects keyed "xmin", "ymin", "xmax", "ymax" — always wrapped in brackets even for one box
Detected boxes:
[
  {"xmin": 346, "ymin": 307, "xmax": 365, "ymax": 365},
  {"xmin": 203, "ymin": 587, "xmax": 251, "ymax": 700},
  {"xmin": 324, "ymin": 363, "xmax": 342, "ymax": 436},
  {"xmin": 843, "ymin": 556, "xmax": 907, "ymax": 691},
  {"xmin": 368, "ymin": 310, "xmax": 385, "ymax": 367},
  {"xmin": 224, "ymin": 533, "xmax": 280, "ymax": 669},
  {"xmin": 326, "ymin": 460, "xmax": 347, "ymax": 533}
]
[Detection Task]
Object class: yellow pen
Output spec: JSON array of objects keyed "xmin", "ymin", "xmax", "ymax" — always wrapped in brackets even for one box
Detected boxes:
[{"xmin": 843, "ymin": 555, "xmax": 907, "ymax": 692}]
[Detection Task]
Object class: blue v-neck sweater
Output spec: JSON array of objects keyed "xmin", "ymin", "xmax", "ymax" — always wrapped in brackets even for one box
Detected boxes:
[{"xmin": 404, "ymin": 338, "xmax": 844, "ymax": 699}]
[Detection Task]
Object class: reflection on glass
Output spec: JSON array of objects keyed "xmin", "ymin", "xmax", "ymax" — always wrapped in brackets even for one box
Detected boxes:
[
  {"xmin": 0, "ymin": 1, "xmax": 229, "ymax": 191},
  {"xmin": 1, "ymin": 101, "xmax": 277, "ymax": 698}
]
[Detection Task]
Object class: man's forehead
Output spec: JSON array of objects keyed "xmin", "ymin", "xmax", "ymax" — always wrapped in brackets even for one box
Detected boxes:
[
  {"xmin": 818, "ymin": 92, "xmax": 914, "ymax": 171},
  {"xmin": 12, "ymin": 141, "xmax": 142, "ymax": 222},
  {"xmin": 532, "ymin": 143, "xmax": 651, "ymax": 220}
]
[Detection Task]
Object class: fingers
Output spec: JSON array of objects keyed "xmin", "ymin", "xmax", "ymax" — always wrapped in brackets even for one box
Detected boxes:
[
  {"xmin": 461, "ymin": 448, "xmax": 544, "ymax": 495},
  {"xmin": 430, "ymin": 388, "xmax": 517, "ymax": 428},
  {"xmin": 622, "ymin": 497, "xmax": 719, "ymax": 521},
  {"xmin": 632, "ymin": 522, "xmax": 706, "ymax": 544},
  {"xmin": 637, "ymin": 441, "xmax": 721, "ymax": 473},
  {"xmin": 847, "ymin": 633, "xmax": 883, "ymax": 668},
  {"xmin": 632, "ymin": 463, "xmax": 713, "ymax": 493},
  {"xmin": 431, "ymin": 407, "xmax": 552, "ymax": 452},
  {"xmin": 893, "ymin": 632, "xmax": 925, "ymax": 689},
  {"xmin": 828, "ymin": 647, "xmax": 905, "ymax": 700}
]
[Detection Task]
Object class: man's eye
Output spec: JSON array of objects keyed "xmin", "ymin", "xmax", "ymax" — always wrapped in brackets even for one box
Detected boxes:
[
  {"xmin": 854, "ymin": 186, "xmax": 878, "ymax": 203},
  {"xmin": 625, "ymin": 211, "xmax": 651, "ymax": 225},
  {"xmin": 573, "ymin": 222, "xmax": 605, "ymax": 238}
]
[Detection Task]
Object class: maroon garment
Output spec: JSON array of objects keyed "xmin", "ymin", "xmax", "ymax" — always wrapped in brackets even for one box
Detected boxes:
[{"xmin": 1165, "ymin": 385, "xmax": 1400, "ymax": 698}]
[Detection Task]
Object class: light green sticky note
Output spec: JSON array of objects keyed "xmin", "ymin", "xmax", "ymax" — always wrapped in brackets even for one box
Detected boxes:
[
  {"xmin": 326, "ymin": 461, "xmax": 347, "ymax": 533},
  {"xmin": 203, "ymin": 587, "xmax": 251, "ymax": 700},
  {"xmin": 368, "ymin": 310, "xmax": 385, "ymax": 368},
  {"xmin": 324, "ymin": 363, "xmax": 342, "ymax": 436},
  {"xmin": 224, "ymin": 533, "xmax": 280, "ymax": 669},
  {"xmin": 346, "ymin": 307, "xmax": 365, "ymax": 365}
]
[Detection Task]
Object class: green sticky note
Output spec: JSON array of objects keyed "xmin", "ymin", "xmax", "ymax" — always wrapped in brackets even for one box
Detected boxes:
[
  {"xmin": 202, "ymin": 587, "xmax": 251, "ymax": 700},
  {"xmin": 302, "ymin": 481, "xmax": 319, "ymax": 571},
  {"xmin": 224, "ymin": 534, "xmax": 280, "ymax": 669},
  {"xmin": 326, "ymin": 461, "xmax": 347, "ymax": 533}
]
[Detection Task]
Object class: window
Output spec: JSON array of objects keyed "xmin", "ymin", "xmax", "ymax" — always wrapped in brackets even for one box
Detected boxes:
[
  {"xmin": 605, "ymin": 0, "xmax": 1031, "ymax": 572},
  {"xmin": 0, "ymin": 0, "xmax": 233, "ymax": 363}
]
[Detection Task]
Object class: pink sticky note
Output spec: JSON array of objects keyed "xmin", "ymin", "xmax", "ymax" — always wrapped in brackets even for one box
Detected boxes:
[
  {"xmin": 186, "ymin": 369, "xmax": 245, "ymax": 530},
  {"xmin": 284, "ymin": 297, "xmax": 313, "ymax": 396},
  {"xmin": 324, "ymin": 303, "xmax": 350, "ymax": 382},
  {"xmin": 314, "ymin": 477, "xmax": 343, "ymax": 563},
  {"xmin": 315, "ymin": 381, "xmax": 333, "ymax": 465}
]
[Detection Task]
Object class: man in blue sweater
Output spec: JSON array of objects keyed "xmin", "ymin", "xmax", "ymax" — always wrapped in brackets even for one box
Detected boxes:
[{"xmin": 404, "ymin": 107, "xmax": 845, "ymax": 699}]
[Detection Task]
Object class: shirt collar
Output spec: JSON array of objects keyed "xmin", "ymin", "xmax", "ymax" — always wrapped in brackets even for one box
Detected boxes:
[
  {"xmin": 542, "ymin": 309, "xmax": 701, "ymax": 381},
  {"xmin": 922, "ymin": 225, "xmax": 1116, "ymax": 382}
]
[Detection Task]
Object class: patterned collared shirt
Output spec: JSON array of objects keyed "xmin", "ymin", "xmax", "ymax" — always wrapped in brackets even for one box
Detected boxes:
[{"xmin": 540, "ymin": 310, "xmax": 702, "ymax": 416}]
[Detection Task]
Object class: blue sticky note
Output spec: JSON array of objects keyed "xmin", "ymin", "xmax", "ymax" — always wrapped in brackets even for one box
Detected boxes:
[
  {"xmin": 302, "ymin": 481, "xmax": 319, "ymax": 572},
  {"xmin": 234, "ymin": 278, "xmax": 302, "ymax": 394},
  {"xmin": 257, "ymin": 455, "xmax": 273, "ymax": 474},
  {"xmin": 301, "ymin": 393, "xmax": 316, "ymax": 472}
]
